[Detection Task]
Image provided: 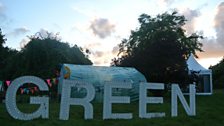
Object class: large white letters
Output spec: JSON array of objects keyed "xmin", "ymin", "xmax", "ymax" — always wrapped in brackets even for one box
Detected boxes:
[
  {"xmin": 5, "ymin": 76, "xmax": 197, "ymax": 120},
  {"xmin": 103, "ymin": 82, "xmax": 132, "ymax": 119},
  {"xmin": 171, "ymin": 84, "xmax": 196, "ymax": 116},
  {"xmin": 139, "ymin": 82, "xmax": 165, "ymax": 118},
  {"xmin": 59, "ymin": 80, "xmax": 95, "ymax": 120},
  {"xmin": 5, "ymin": 76, "xmax": 49, "ymax": 120}
]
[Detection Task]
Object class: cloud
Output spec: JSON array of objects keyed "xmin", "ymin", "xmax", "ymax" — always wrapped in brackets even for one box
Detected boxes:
[
  {"xmin": 84, "ymin": 42, "xmax": 101, "ymax": 49},
  {"xmin": 112, "ymin": 45, "xmax": 119, "ymax": 55},
  {"xmin": 91, "ymin": 51, "xmax": 106, "ymax": 65},
  {"xmin": 52, "ymin": 23, "xmax": 62, "ymax": 31},
  {"xmin": 89, "ymin": 18, "xmax": 115, "ymax": 39},
  {"xmin": 182, "ymin": 8, "xmax": 201, "ymax": 35},
  {"xmin": 93, "ymin": 60, "xmax": 102, "ymax": 65},
  {"xmin": 157, "ymin": 0, "xmax": 174, "ymax": 7},
  {"xmin": 94, "ymin": 51, "xmax": 104, "ymax": 57},
  {"xmin": 0, "ymin": 2, "xmax": 7, "ymax": 23},
  {"xmin": 104, "ymin": 59, "xmax": 109, "ymax": 64},
  {"xmin": 38, "ymin": 28, "xmax": 49, "ymax": 38},
  {"xmin": 160, "ymin": 0, "xmax": 174, "ymax": 5},
  {"xmin": 19, "ymin": 37, "xmax": 30, "ymax": 48},
  {"xmin": 92, "ymin": 53, "xmax": 111, "ymax": 66},
  {"xmin": 0, "ymin": 2, "xmax": 4, "ymax": 12},
  {"xmin": 8, "ymin": 27, "xmax": 30, "ymax": 37},
  {"xmin": 83, "ymin": 42, "xmax": 102, "ymax": 55},
  {"xmin": 72, "ymin": 6, "xmax": 94, "ymax": 18},
  {"xmin": 88, "ymin": 50, "xmax": 114, "ymax": 66},
  {"xmin": 198, "ymin": 2, "xmax": 224, "ymax": 59},
  {"xmin": 214, "ymin": 2, "xmax": 224, "ymax": 47},
  {"xmin": 0, "ymin": 2, "xmax": 13, "ymax": 28}
]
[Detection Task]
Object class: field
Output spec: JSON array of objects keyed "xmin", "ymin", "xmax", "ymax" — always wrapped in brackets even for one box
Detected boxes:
[{"xmin": 0, "ymin": 90, "xmax": 224, "ymax": 126}]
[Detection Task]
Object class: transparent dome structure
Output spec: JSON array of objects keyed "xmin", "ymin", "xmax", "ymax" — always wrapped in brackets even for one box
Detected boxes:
[{"xmin": 58, "ymin": 64, "xmax": 147, "ymax": 102}]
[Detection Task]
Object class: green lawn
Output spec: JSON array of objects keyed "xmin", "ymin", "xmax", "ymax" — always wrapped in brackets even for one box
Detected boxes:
[{"xmin": 1, "ymin": 90, "xmax": 224, "ymax": 126}]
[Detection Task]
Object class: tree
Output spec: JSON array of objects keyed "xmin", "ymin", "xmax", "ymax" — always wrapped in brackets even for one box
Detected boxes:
[
  {"xmin": 112, "ymin": 11, "xmax": 203, "ymax": 86},
  {"xmin": 210, "ymin": 58, "xmax": 224, "ymax": 89},
  {"xmin": 0, "ymin": 29, "xmax": 5, "ymax": 47},
  {"xmin": 0, "ymin": 29, "xmax": 18, "ymax": 80},
  {"xmin": 0, "ymin": 28, "xmax": 6, "ymax": 68},
  {"xmin": 2, "ymin": 31, "xmax": 92, "ymax": 79}
]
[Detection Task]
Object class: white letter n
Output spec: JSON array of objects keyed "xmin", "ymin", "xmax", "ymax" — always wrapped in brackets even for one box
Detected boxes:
[{"xmin": 171, "ymin": 84, "xmax": 196, "ymax": 117}]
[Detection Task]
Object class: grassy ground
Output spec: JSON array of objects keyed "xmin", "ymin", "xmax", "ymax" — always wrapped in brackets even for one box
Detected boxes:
[{"xmin": 0, "ymin": 90, "xmax": 224, "ymax": 126}]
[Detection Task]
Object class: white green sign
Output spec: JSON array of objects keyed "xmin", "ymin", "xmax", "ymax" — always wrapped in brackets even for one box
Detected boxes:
[{"xmin": 5, "ymin": 76, "xmax": 196, "ymax": 120}]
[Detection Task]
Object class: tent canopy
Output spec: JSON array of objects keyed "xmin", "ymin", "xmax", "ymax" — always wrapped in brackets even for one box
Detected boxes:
[
  {"xmin": 186, "ymin": 54, "xmax": 213, "ymax": 94},
  {"xmin": 187, "ymin": 54, "xmax": 211, "ymax": 74}
]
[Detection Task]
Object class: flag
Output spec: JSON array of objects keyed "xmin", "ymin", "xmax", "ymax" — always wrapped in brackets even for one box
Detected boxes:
[
  {"xmin": 52, "ymin": 78, "xmax": 56, "ymax": 84},
  {"xmin": 20, "ymin": 88, "xmax": 24, "ymax": 94},
  {"xmin": 46, "ymin": 79, "xmax": 52, "ymax": 87},
  {"xmin": 34, "ymin": 86, "xmax": 38, "ymax": 91},
  {"xmin": 6, "ymin": 80, "xmax": 11, "ymax": 86},
  {"xmin": 31, "ymin": 89, "xmax": 34, "ymax": 94}
]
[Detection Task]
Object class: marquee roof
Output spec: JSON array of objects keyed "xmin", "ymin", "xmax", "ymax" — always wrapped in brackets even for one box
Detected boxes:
[{"xmin": 187, "ymin": 54, "xmax": 210, "ymax": 73}]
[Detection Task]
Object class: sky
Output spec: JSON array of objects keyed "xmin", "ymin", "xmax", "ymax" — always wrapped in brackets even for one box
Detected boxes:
[{"xmin": 0, "ymin": 0, "xmax": 224, "ymax": 68}]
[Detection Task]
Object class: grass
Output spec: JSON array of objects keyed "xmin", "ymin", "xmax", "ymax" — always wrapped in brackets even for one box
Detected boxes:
[{"xmin": 1, "ymin": 90, "xmax": 224, "ymax": 126}]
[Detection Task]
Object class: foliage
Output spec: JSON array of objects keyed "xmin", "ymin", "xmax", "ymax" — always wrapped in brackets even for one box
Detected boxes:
[
  {"xmin": 0, "ymin": 28, "xmax": 7, "ymax": 69},
  {"xmin": 0, "ymin": 30, "xmax": 92, "ymax": 80},
  {"xmin": 0, "ymin": 29, "xmax": 19, "ymax": 80},
  {"xmin": 0, "ymin": 29, "xmax": 6, "ymax": 46},
  {"xmin": 112, "ymin": 11, "xmax": 203, "ymax": 85},
  {"xmin": 210, "ymin": 58, "xmax": 224, "ymax": 89}
]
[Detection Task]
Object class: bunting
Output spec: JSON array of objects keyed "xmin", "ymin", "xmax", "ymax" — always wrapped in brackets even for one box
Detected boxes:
[
  {"xmin": 19, "ymin": 87, "xmax": 39, "ymax": 94},
  {"xmin": 6, "ymin": 80, "xmax": 11, "ymax": 86},
  {"xmin": 52, "ymin": 78, "xmax": 56, "ymax": 84},
  {"xmin": 20, "ymin": 88, "xmax": 24, "ymax": 94},
  {"xmin": 34, "ymin": 86, "xmax": 38, "ymax": 91},
  {"xmin": 46, "ymin": 79, "xmax": 52, "ymax": 87},
  {"xmin": 0, "ymin": 78, "xmax": 59, "ymax": 94},
  {"xmin": 30, "ymin": 89, "xmax": 34, "ymax": 94}
]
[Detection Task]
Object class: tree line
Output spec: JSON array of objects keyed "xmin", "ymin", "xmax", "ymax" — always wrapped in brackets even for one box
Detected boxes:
[{"xmin": 0, "ymin": 30, "xmax": 92, "ymax": 80}]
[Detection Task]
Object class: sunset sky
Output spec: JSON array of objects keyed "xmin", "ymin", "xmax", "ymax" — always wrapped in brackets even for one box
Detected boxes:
[{"xmin": 0, "ymin": 0, "xmax": 224, "ymax": 68}]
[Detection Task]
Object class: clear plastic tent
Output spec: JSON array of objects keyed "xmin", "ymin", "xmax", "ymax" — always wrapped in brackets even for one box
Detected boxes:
[{"xmin": 58, "ymin": 64, "xmax": 147, "ymax": 102}]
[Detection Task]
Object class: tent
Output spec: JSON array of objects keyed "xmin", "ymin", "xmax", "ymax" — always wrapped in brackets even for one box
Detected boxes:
[
  {"xmin": 187, "ymin": 54, "xmax": 213, "ymax": 95},
  {"xmin": 58, "ymin": 64, "xmax": 147, "ymax": 102}
]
